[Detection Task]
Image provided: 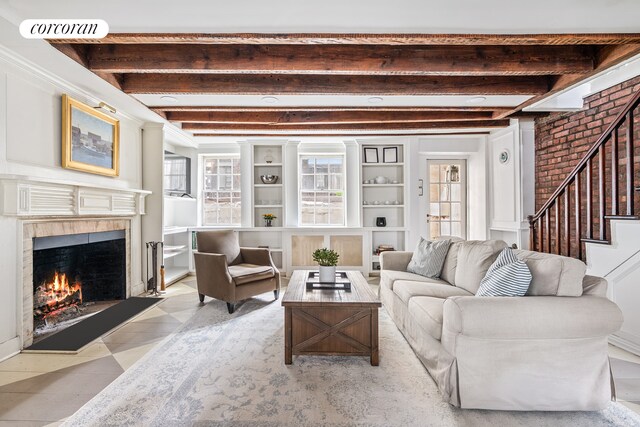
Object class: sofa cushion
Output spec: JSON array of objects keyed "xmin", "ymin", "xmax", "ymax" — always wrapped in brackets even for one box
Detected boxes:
[
  {"xmin": 408, "ymin": 296, "xmax": 446, "ymax": 341},
  {"xmin": 514, "ymin": 250, "xmax": 586, "ymax": 296},
  {"xmin": 454, "ymin": 240, "xmax": 508, "ymax": 294},
  {"xmin": 476, "ymin": 248, "xmax": 532, "ymax": 297},
  {"xmin": 407, "ymin": 238, "xmax": 451, "ymax": 278},
  {"xmin": 440, "ymin": 241, "xmax": 462, "ymax": 285},
  {"xmin": 380, "ymin": 270, "xmax": 441, "ymax": 291},
  {"xmin": 394, "ymin": 280, "xmax": 472, "ymax": 304},
  {"xmin": 228, "ymin": 263, "xmax": 275, "ymax": 285}
]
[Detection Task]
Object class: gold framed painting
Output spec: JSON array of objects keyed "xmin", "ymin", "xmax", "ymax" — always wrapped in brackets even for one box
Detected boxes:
[{"xmin": 61, "ymin": 94, "xmax": 119, "ymax": 176}]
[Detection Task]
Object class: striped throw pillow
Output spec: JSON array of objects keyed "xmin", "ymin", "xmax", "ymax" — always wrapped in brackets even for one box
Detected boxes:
[
  {"xmin": 476, "ymin": 247, "xmax": 532, "ymax": 297},
  {"xmin": 406, "ymin": 238, "xmax": 451, "ymax": 279}
]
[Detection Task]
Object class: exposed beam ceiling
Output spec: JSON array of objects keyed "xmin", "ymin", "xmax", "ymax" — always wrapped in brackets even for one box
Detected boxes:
[
  {"xmin": 181, "ymin": 119, "xmax": 510, "ymax": 131},
  {"xmin": 51, "ymin": 33, "xmax": 640, "ymax": 46},
  {"xmin": 48, "ymin": 33, "xmax": 640, "ymax": 136},
  {"xmin": 120, "ymin": 74, "xmax": 551, "ymax": 96},
  {"xmin": 85, "ymin": 44, "xmax": 594, "ymax": 76}
]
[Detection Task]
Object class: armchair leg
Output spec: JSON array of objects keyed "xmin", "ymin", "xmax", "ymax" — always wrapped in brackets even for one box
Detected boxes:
[
  {"xmin": 227, "ymin": 302, "xmax": 236, "ymax": 314},
  {"xmin": 198, "ymin": 293, "xmax": 205, "ymax": 303},
  {"xmin": 274, "ymin": 289, "xmax": 280, "ymax": 300}
]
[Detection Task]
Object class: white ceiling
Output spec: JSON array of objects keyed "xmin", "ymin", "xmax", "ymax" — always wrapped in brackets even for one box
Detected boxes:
[
  {"xmin": 135, "ymin": 94, "xmax": 532, "ymax": 108},
  {"xmin": 1, "ymin": 0, "xmax": 639, "ymax": 33}
]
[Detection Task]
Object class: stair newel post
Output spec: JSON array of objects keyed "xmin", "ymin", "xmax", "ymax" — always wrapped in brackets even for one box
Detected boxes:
[{"xmin": 528, "ymin": 215, "xmax": 536, "ymax": 251}]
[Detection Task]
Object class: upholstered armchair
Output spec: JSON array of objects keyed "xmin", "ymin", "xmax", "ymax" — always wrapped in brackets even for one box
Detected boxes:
[{"xmin": 194, "ymin": 230, "xmax": 281, "ymax": 313}]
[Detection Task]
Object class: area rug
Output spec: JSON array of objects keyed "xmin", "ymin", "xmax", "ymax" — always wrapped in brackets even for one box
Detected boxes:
[{"xmin": 62, "ymin": 293, "xmax": 640, "ymax": 426}]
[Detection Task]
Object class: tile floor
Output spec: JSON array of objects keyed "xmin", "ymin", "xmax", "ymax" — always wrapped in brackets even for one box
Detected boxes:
[{"xmin": 0, "ymin": 276, "xmax": 639, "ymax": 425}]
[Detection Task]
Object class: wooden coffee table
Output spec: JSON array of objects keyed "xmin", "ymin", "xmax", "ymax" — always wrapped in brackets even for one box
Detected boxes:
[{"xmin": 282, "ymin": 270, "xmax": 381, "ymax": 366}]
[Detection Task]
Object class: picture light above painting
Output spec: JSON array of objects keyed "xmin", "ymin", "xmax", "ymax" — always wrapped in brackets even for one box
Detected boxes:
[{"xmin": 61, "ymin": 94, "xmax": 120, "ymax": 177}]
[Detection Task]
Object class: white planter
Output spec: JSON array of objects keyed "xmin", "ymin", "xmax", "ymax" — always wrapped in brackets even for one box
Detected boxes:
[{"xmin": 319, "ymin": 266, "xmax": 336, "ymax": 283}]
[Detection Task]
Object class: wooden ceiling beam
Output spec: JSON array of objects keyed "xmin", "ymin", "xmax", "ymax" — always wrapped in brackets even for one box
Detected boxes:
[
  {"xmin": 181, "ymin": 119, "xmax": 509, "ymax": 131},
  {"xmin": 194, "ymin": 131, "xmax": 491, "ymax": 137},
  {"xmin": 165, "ymin": 110, "xmax": 496, "ymax": 124},
  {"xmin": 122, "ymin": 74, "xmax": 549, "ymax": 95},
  {"xmin": 495, "ymin": 43, "xmax": 640, "ymax": 118},
  {"xmin": 86, "ymin": 44, "xmax": 594, "ymax": 76},
  {"xmin": 49, "ymin": 33, "xmax": 640, "ymax": 45},
  {"xmin": 152, "ymin": 106, "xmax": 508, "ymax": 112}
]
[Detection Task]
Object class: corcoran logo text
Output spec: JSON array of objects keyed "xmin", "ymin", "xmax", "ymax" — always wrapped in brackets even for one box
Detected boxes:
[{"xmin": 19, "ymin": 19, "xmax": 109, "ymax": 39}]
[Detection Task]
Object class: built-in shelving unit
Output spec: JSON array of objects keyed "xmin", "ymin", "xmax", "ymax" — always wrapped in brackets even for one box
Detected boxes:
[
  {"xmin": 253, "ymin": 144, "xmax": 285, "ymax": 228},
  {"xmin": 163, "ymin": 196, "xmax": 197, "ymax": 284},
  {"xmin": 360, "ymin": 143, "xmax": 408, "ymax": 274}
]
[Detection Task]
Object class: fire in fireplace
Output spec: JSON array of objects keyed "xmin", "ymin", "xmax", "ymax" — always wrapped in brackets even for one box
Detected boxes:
[
  {"xmin": 32, "ymin": 230, "xmax": 126, "ymax": 342},
  {"xmin": 34, "ymin": 271, "xmax": 83, "ymax": 318}
]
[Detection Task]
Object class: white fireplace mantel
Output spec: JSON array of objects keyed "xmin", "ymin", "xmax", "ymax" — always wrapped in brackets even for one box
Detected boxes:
[{"xmin": 0, "ymin": 175, "xmax": 151, "ymax": 217}]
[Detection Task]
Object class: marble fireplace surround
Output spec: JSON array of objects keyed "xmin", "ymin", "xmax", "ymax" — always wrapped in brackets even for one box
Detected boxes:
[{"xmin": 22, "ymin": 218, "xmax": 133, "ymax": 348}]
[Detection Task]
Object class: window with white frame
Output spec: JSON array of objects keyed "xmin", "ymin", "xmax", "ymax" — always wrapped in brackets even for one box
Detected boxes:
[
  {"xmin": 299, "ymin": 155, "xmax": 345, "ymax": 226},
  {"xmin": 202, "ymin": 156, "xmax": 241, "ymax": 225}
]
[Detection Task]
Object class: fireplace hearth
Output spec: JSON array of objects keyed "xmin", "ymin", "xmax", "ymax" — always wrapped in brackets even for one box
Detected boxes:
[{"xmin": 32, "ymin": 230, "xmax": 126, "ymax": 342}]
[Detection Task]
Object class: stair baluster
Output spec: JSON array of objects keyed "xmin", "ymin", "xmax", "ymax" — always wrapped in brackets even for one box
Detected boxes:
[{"xmin": 529, "ymin": 90, "xmax": 640, "ymax": 260}]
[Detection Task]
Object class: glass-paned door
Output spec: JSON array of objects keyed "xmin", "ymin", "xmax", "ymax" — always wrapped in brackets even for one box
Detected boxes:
[{"xmin": 427, "ymin": 160, "xmax": 466, "ymax": 240}]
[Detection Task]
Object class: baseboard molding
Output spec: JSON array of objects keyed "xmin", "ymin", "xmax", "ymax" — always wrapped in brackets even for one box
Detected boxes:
[
  {"xmin": 609, "ymin": 332, "xmax": 640, "ymax": 357},
  {"xmin": 0, "ymin": 336, "xmax": 21, "ymax": 362}
]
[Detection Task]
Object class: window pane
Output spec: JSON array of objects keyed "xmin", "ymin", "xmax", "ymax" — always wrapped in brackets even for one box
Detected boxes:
[
  {"xmin": 440, "ymin": 184, "xmax": 450, "ymax": 201},
  {"xmin": 430, "ymin": 203, "xmax": 440, "ymax": 217},
  {"xmin": 301, "ymin": 158, "xmax": 314, "ymax": 174},
  {"xmin": 441, "ymin": 222, "xmax": 451, "ymax": 236},
  {"xmin": 440, "ymin": 203, "xmax": 451, "ymax": 219},
  {"xmin": 299, "ymin": 155, "xmax": 345, "ymax": 226},
  {"xmin": 205, "ymin": 159, "xmax": 217, "ymax": 174},
  {"xmin": 451, "ymin": 184, "xmax": 461, "ymax": 202},
  {"xmin": 330, "ymin": 174, "xmax": 343, "ymax": 190},
  {"xmin": 451, "ymin": 203, "xmax": 461, "ymax": 221},
  {"xmin": 202, "ymin": 156, "xmax": 241, "ymax": 225},
  {"xmin": 301, "ymin": 175, "xmax": 314, "ymax": 190},
  {"xmin": 315, "ymin": 208, "xmax": 329, "ymax": 225},
  {"xmin": 429, "ymin": 184, "xmax": 439, "ymax": 202},
  {"xmin": 316, "ymin": 159, "xmax": 329, "ymax": 174},
  {"xmin": 430, "ymin": 222, "xmax": 440, "ymax": 239},
  {"xmin": 430, "ymin": 165, "xmax": 440, "ymax": 183},
  {"xmin": 440, "ymin": 165, "xmax": 448, "ymax": 182},
  {"xmin": 315, "ymin": 175, "xmax": 328, "ymax": 190},
  {"xmin": 451, "ymin": 222, "xmax": 462, "ymax": 237},
  {"xmin": 330, "ymin": 208, "xmax": 344, "ymax": 225}
]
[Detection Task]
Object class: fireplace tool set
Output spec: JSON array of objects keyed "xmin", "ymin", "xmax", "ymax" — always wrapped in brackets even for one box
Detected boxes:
[{"xmin": 145, "ymin": 241, "xmax": 166, "ymax": 296}]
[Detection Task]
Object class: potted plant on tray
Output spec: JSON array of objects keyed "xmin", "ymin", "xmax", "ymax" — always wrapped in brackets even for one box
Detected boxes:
[{"xmin": 312, "ymin": 248, "xmax": 340, "ymax": 283}]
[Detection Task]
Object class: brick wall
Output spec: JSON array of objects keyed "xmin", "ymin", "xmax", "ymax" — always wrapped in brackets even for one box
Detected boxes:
[{"xmin": 535, "ymin": 75, "xmax": 640, "ymax": 211}]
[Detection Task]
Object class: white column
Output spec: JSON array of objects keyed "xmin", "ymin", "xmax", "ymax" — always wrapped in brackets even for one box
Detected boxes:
[
  {"xmin": 141, "ymin": 122, "xmax": 165, "ymax": 286},
  {"xmin": 344, "ymin": 140, "xmax": 360, "ymax": 227},
  {"xmin": 240, "ymin": 141, "xmax": 253, "ymax": 227},
  {"xmin": 284, "ymin": 140, "xmax": 300, "ymax": 227}
]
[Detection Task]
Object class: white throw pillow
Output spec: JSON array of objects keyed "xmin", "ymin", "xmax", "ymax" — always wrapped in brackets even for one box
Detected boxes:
[
  {"xmin": 406, "ymin": 238, "xmax": 451, "ymax": 279},
  {"xmin": 476, "ymin": 247, "xmax": 532, "ymax": 297}
]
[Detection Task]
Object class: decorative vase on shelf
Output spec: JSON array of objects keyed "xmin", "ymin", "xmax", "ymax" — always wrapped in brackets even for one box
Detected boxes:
[
  {"xmin": 262, "ymin": 214, "xmax": 276, "ymax": 227},
  {"xmin": 264, "ymin": 149, "xmax": 274, "ymax": 164},
  {"xmin": 319, "ymin": 266, "xmax": 336, "ymax": 283}
]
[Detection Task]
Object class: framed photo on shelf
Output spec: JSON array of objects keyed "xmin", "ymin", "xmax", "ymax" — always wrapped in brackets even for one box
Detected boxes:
[
  {"xmin": 363, "ymin": 147, "xmax": 379, "ymax": 163},
  {"xmin": 383, "ymin": 147, "xmax": 398, "ymax": 163},
  {"xmin": 61, "ymin": 94, "xmax": 120, "ymax": 176}
]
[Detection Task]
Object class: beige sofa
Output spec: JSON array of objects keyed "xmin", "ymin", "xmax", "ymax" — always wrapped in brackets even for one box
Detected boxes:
[{"xmin": 380, "ymin": 239, "xmax": 623, "ymax": 411}]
